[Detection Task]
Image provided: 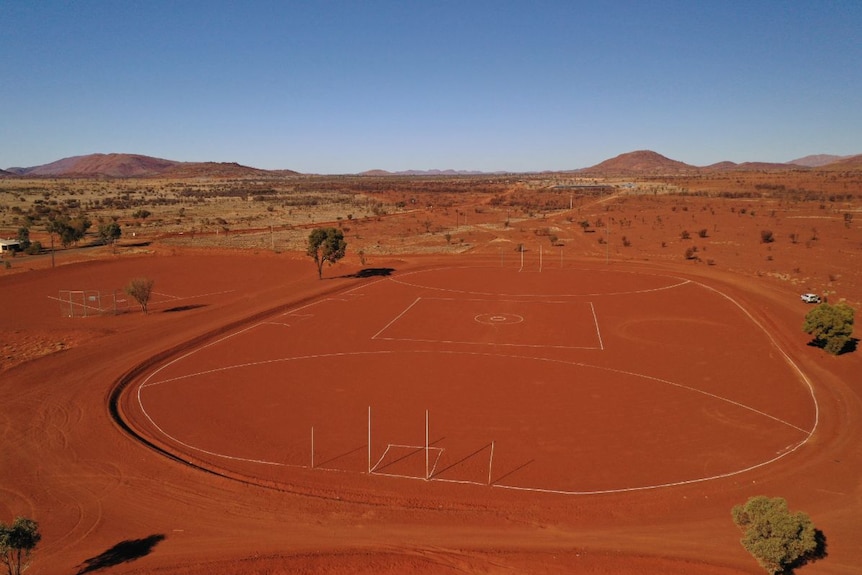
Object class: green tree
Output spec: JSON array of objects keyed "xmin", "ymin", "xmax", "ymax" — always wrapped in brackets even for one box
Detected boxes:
[
  {"xmin": 125, "ymin": 277, "xmax": 155, "ymax": 314},
  {"xmin": 0, "ymin": 517, "xmax": 41, "ymax": 575},
  {"xmin": 307, "ymin": 227, "xmax": 347, "ymax": 279},
  {"xmin": 98, "ymin": 220, "xmax": 122, "ymax": 246},
  {"xmin": 47, "ymin": 215, "xmax": 91, "ymax": 248},
  {"xmin": 803, "ymin": 302, "xmax": 855, "ymax": 355},
  {"xmin": 15, "ymin": 228, "xmax": 31, "ymax": 251},
  {"xmin": 732, "ymin": 496, "xmax": 820, "ymax": 574}
]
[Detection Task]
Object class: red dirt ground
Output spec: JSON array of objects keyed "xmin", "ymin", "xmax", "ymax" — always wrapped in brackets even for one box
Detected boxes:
[{"xmin": 1, "ymin": 242, "xmax": 861, "ymax": 574}]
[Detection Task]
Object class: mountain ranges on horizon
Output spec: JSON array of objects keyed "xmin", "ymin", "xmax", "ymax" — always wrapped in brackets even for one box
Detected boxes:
[{"xmin": 3, "ymin": 150, "xmax": 861, "ymax": 179}]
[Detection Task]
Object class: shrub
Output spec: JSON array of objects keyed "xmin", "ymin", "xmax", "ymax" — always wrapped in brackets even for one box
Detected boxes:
[
  {"xmin": 761, "ymin": 230, "xmax": 774, "ymax": 243},
  {"xmin": 803, "ymin": 302, "xmax": 855, "ymax": 355},
  {"xmin": 732, "ymin": 496, "xmax": 822, "ymax": 574},
  {"xmin": 125, "ymin": 277, "xmax": 155, "ymax": 314}
]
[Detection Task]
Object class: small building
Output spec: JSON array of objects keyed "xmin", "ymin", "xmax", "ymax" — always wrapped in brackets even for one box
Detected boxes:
[{"xmin": 0, "ymin": 239, "xmax": 22, "ymax": 253}]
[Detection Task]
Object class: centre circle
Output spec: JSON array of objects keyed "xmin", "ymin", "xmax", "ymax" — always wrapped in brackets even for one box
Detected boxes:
[{"xmin": 474, "ymin": 313, "xmax": 524, "ymax": 325}]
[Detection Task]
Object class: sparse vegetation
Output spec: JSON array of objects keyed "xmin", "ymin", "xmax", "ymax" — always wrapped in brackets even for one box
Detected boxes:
[
  {"xmin": 803, "ymin": 302, "xmax": 855, "ymax": 355},
  {"xmin": 0, "ymin": 516, "xmax": 41, "ymax": 575},
  {"xmin": 307, "ymin": 227, "xmax": 347, "ymax": 279},
  {"xmin": 731, "ymin": 496, "xmax": 822, "ymax": 574},
  {"xmin": 97, "ymin": 220, "xmax": 122, "ymax": 246},
  {"xmin": 125, "ymin": 277, "xmax": 155, "ymax": 314}
]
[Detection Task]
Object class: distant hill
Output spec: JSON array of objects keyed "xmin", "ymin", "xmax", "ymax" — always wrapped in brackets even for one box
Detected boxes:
[
  {"xmin": 580, "ymin": 150, "xmax": 698, "ymax": 175},
  {"xmin": 12, "ymin": 153, "xmax": 177, "ymax": 177},
  {"xmin": 359, "ymin": 168, "xmax": 494, "ymax": 176},
  {"xmin": 788, "ymin": 154, "xmax": 850, "ymax": 168},
  {"xmin": 360, "ymin": 169, "xmax": 394, "ymax": 176},
  {"xmin": 819, "ymin": 154, "xmax": 862, "ymax": 171},
  {"xmin": 704, "ymin": 161, "xmax": 808, "ymax": 172},
  {"xmin": 160, "ymin": 161, "xmax": 282, "ymax": 179},
  {"xmin": 6, "ymin": 153, "xmax": 298, "ymax": 178}
]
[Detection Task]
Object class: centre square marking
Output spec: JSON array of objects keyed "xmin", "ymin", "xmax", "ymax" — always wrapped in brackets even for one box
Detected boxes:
[{"xmin": 376, "ymin": 297, "xmax": 601, "ymax": 349}]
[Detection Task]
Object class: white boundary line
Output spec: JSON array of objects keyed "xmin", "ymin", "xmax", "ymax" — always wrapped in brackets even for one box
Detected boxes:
[
  {"xmin": 371, "ymin": 296, "xmax": 423, "ymax": 340},
  {"xmin": 387, "ymin": 265, "xmax": 692, "ymax": 298},
  {"xmin": 372, "ymin": 296, "xmax": 603, "ymax": 350},
  {"xmin": 130, "ymin": 267, "xmax": 820, "ymax": 496},
  {"xmin": 136, "ymin": 347, "xmax": 815, "ymax": 493},
  {"xmin": 589, "ymin": 302, "xmax": 604, "ymax": 351}
]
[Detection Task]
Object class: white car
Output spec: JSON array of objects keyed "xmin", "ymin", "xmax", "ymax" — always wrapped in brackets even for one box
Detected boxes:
[{"xmin": 800, "ymin": 293, "xmax": 821, "ymax": 304}]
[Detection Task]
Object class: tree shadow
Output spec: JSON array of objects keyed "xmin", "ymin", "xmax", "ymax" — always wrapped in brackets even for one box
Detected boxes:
[
  {"xmin": 163, "ymin": 304, "xmax": 208, "ymax": 313},
  {"xmin": 785, "ymin": 528, "xmax": 827, "ymax": 573},
  {"xmin": 76, "ymin": 534, "xmax": 166, "ymax": 574},
  {"xmin": 491, "ymin": 459, "xmax": 534, "ymax": 485},
  {"xmin": 337, "ymin": 267, "xmax": 395, "ymax": 279},
  {"xmin": 840, "ymin": 337, "xmax": 859, "ymax": 354},
  {"xmin": 806, "ymin": 337, "xmax": 858, "ymax": 355},
  {"xmin": 314, "ymin": 445, "xmax": 366, "ymax": 468},
  {"xmin": 431, "ymin": 442, "xmax": 493, "ymax": 478}
]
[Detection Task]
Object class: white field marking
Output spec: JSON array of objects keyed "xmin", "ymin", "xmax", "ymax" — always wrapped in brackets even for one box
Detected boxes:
[
  {"xmin": 137, "ymin": 296, "xmax": 350, "ymax": 392},
  {"xmin": 135, "ymin": 351, "xmax": 417, "ymax": 467},
  {"xmin": 372, "ymin": 334, "xmax": 601, "ymax": 351},
  {"xmin": 151, "ymin": 291, "xmax": 182, "ymax": 300},
  {"xmin": 489, "ymin": 436, "xmax": 809, "ymax": 496},
  {"xmin": 342, "ymin": 277, "xmax": 388, "ymax": 295},
  {"xmin": 372, "ymin": 296, "xmax": 603, "ymax": 350},
  {"xmin": 387, "ymin": 265, "xmax": 692, "ymax": 298},
  {"xmin": 590, "ymin": 302, "xmax": 604, "ymax": 351},
  {"xmin": 371, "ymin": 296, "xmax": 423, "ymax": 340},
  {"xmin": 413, "ymin": 296, "xmax": 590, "ymax": 304},
  {"xmin": 688, "ymin": 279, "xmax": 820, "ymax": 438},
  {"xmin": 282, "ymin": 313, "xmax": 313, "ymax": 322},
  {"xmin": 133, "ymin": 268, "xmax": 820, "ymax": 494},
  {"xmin": 136, "ymin": 346, "xmax": 813, "ymax": 492},
  {"xmin": 370, "ymin": 444, "xmax": 443, "ymax": 475}
]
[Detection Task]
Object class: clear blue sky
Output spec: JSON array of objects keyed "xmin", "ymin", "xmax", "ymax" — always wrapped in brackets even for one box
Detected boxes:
[{"xmin": 2, "ymin": 1, "xmax": 860, "ymax": 173}]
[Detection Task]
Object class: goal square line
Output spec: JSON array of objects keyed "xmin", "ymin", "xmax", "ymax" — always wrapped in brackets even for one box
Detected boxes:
[{"xmin": 373, "ymin": 297, "xmax": 603, "ymax": 350}]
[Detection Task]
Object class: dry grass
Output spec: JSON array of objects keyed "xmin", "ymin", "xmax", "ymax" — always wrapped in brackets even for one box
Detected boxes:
[{"xmin": 2, "ymin": 170, "xmax": 861, "ymax": 305}]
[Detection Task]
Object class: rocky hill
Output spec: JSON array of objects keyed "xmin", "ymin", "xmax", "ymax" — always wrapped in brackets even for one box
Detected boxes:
[
  {"xmin": 579, "ymin": 150, "xmax": 699, "ymax": 175},
  {"xmin": 6, "ymin": 153, "xmax": 297, "ymax": 178},
  {"xmin": 788, "ymin": 154, "xmax": 851, "ymax": 167},
  {"xmin": 818, "ymin": 154, "xmax": 862, "ymax": 171}
]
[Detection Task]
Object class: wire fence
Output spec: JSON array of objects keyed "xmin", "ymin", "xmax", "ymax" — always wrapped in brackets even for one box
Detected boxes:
[{"xmin": 59, "ymin": 289, "xmax": 130, "ymax": 317}]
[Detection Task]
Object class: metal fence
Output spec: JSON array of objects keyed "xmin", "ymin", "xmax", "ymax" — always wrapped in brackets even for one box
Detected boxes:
[{"xmin": 59, "ymin": 290, "xmax": 130, "ymax": 317}]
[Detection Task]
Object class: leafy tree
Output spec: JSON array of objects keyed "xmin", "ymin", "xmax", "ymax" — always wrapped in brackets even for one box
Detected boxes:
[
  {"xmin": 803, "ymin": 302, "xmax": 855, "ymax": 355},
  {"xmin": 46, "ymin": 215, "xmax": 91, "ymax": 248},
  {"xmin": 15, "ymin": 228, "xmax": 31, "ymax": 251},
  {"xmin": 0, "ymin": 517, "xmax": 41, "ymax": 575},
  {"xmin": 731, "ymin": 496, "xmax": 820, "ymax": 574},
  {"xmin": 125, "ymin": 277, "xmax": 155, "ymax": 314},
  {"xmin": 307, "ymin": 227, "xmax": 347, "ymax": 279},
  {"xmin": 97, "ymin": 220, "xmax": 122, "ymax": 246}
]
